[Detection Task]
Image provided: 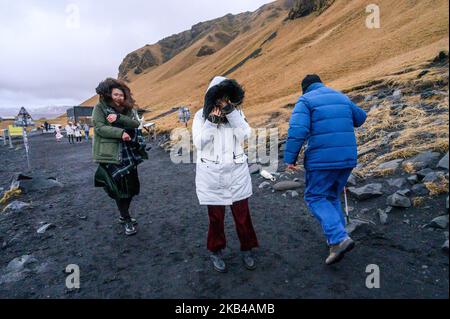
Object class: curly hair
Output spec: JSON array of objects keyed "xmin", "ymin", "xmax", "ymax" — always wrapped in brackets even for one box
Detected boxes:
[
  {"xmin": 95, "ymin": 78, "xmax": 135, "ymax": 110},
  {"xmin": 203, "ymin": 79, "xmax": 245, "ymax": 119}
]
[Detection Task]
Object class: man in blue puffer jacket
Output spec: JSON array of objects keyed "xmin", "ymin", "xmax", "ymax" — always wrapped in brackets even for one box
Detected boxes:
[{"xmin": 285, "ymin": 74, "xmax": 367, "ymax": 265}]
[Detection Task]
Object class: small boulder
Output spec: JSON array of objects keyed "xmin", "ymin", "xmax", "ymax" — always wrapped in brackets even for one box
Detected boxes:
[
  {"xmin": 258, "ymin": 181, "xmax": 271, "ymax": 189},
  {"xmin": 377, "ymin": 159, "xmax": 403, "ymax": 171},
  {"xmin": 16, "ymin": 176, "xmax": 63, "ymax": 194},
  {"xmin": 0, "ymin": 255, "xmax": 44, "ymax": 285},
  {"xmin": 437, "ymin": 153, "xmax": 449, "ymax": 170},
  {"xmin": 273, "ymin": 181, "xmax": 302, "ymax": 191},
  {"xmin": 387, "ymin": 178, "xmax": 407, "ymax": 188},
  {"xmin": 403, "ymin": 151, "xmax": 441, "ymax": 171},
  {"xmin": 392, "ymin": 89, "xmax": 402, "ymax": 101},
  {"xmin": 429, "ymin": 215, "xmax": 449, "ymax": 229},
  {"xmin": 417, "ymin": 168, "xmax": 434, "ymax": 179},
  {"xmin": 412, "ymin": 184, "xmax": 430, "ymax": 196},
  {"xmin": 407, "ymin": 175, "xmax": 418, "ymax": 184},
  {"xmin": 347, "ymin": 174, "xmax": 358, "ymax": 186},
  {"xmin": 387, "ymin": 192, "xmax": 411, "ymax": 208},
  {"xmin": 287, "ymin": 190, "xmax": 300, "ymax": 198},
  {"xmin": 6, "ymin": 255, "xmax": 37, "ymax": 273},
  {"xmin": 422, "ymin": 171, "xmax": 445, "ymax": 183},
  {"xmin": 348, "ymin": 184, "xmax": 384, "ymax": 200}
]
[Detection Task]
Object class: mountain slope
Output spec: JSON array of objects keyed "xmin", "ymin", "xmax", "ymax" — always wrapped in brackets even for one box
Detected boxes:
[{"xmin": 81, "ymin": 0, "xmax": 449, "ymax": 134}]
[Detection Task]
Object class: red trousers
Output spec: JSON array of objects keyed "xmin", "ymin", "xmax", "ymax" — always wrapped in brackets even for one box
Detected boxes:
[{"xmin": 207, "ymin": 198, "xmax": 259, "ymax": 252}]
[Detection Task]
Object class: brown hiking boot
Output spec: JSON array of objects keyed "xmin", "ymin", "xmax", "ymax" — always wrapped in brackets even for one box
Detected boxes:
[{"xmin": 325, "ymin": 237, "xmax": 355, "ymax": 265}]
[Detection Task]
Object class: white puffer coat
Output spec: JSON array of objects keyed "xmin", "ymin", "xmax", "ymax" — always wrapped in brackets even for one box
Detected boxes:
[{"xmin": 193, "ymin": 78, "xmax": 252, "ymax": 206}]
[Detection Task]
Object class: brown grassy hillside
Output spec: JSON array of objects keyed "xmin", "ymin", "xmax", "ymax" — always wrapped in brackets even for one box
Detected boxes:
[{"xmin": 81, "ymin": 0, "xmax": 449, "ymax": 138}]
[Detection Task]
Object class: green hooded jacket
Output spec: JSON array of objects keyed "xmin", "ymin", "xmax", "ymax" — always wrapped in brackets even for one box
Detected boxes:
[{"xmin": 92, "ymin": 99, "xmax": 145, "ymax": 164}]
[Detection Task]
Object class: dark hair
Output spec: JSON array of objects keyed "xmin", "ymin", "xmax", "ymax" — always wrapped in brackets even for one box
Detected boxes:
[
  {"xmin": 301, "ymin": 74, "xmax": 322, "ymax": 93},
  {"xmin": 95, "ymin": 78, "xmax": 135, "ymax": 110},
  {"xmin": 203, "ymin": 79, "xmax": 245, "ymax": 118}
]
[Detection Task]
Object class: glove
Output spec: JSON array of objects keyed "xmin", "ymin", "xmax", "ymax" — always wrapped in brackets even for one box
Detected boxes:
[
  {"xmin": 207, "ymin": 114, "xmax": 221, "ymax": 124},
  {"xmin": 221, "ymin": 103, "xmax": 235, "ymax": 115}
]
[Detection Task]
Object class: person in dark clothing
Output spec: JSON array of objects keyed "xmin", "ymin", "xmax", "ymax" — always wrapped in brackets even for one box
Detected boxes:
[{"xmin": 92, "ymin": 78, "xmax": 148, "ymax": 236}]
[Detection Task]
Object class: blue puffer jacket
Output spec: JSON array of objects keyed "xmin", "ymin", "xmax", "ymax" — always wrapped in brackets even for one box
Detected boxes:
[{"xmin": 284, "ymin": 82, "xmax": 367, "ymax": 170}]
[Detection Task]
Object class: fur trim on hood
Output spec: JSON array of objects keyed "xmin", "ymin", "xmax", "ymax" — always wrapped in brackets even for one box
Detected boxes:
[{"xmin": 203, "ymin": 76, "xmax": 245, "ymax": 119}]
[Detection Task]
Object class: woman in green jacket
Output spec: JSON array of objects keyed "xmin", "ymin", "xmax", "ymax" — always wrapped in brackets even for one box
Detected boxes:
[{"xmin": 92, "ymin": 78, "xmax": 148, "ymax": 236}]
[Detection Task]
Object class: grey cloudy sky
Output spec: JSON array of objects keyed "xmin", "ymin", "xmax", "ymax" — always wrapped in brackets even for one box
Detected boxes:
[{"xmin": 0, "ymin": 0, "xmax": 272, "ymax": 112}]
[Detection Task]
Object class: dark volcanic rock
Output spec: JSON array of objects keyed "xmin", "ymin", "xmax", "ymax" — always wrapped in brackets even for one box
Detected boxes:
[
  {"xmin": 273, "ymin": 181, "xmax": 302, "ymax": 191},
  {"xmin": 437, "ymin": 152, "xmax": 449, "ymax": 170},
  {"xmin": 348, "ymin": 184, "xmax": 383, "ymax": 200},
  {"xmin": 403, "ymin": 151, "xmax": 441, "ymax": 171},
  {"xmin": 287, "ymin": 0, "xmax": 335, "ymax": 19},
  {"xmin": 412, "ymin": 183, "xmax": 430, "ymax": 196},
  {"xmin": 197, "ymin": 45, "xmax": 216, "ymax": 57},
  {"xmin": 387, "ymin": 192, "xmax": 411, "ymax": 208}
]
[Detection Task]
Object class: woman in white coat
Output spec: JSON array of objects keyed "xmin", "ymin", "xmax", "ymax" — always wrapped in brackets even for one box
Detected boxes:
[
  {"xmin": 55, "ymin": 125, "xmax": 63, "ymax": 142},
  {"xmin": 65, "ymin": 122, "xmax": 75, "ymax": 144},
  {"xmin": 193, "ymin": 76, "xmax": 259, "ymax": 273},
  {"xmin": 74, "ymin": 123, "xmax": 82, "ymax": 143}
]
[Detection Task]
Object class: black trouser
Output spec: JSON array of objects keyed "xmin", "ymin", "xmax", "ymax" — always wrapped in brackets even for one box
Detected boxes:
[
  {"xmin": 68, "ymin": 135, "xmax": 74, "ymax": 144},
  {"xmin": 115, "ymin": 197, "xmax": 133, "ymax": 220},
  {"xmin": 76, "ymin": 136, "xmax": 82, "ymax": 142}
]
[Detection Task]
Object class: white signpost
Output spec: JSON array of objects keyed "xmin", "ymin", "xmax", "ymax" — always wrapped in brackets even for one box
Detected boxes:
[
  {"xmin": 2, "ymin": 129, "xmax": 7, "ymax": 146},
  {"xmin": 22, "ymin": 127, "xmax": 31, "ymax": 171}
]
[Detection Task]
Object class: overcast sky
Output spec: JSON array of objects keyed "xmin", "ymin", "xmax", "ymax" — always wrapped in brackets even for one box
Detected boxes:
[{"xmin": 0, "ymin": 0, "xmax": 272, "ymax": 113}]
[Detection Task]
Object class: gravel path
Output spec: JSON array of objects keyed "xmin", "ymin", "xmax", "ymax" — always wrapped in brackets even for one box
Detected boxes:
[{"xmin": 0, "ymin": 134, "xmax": 448, "ymax": 298}]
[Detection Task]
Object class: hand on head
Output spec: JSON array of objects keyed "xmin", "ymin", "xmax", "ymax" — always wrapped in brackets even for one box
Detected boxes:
[{"xmin": 209, "ymin": 107, "xmax": 222, "ymax": 117}]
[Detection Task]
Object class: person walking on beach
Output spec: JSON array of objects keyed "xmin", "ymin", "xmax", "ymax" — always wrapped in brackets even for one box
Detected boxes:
[
  {"xmin": 192, "ymin": 76, "xmax": 259, "ymax": 273},
  {"xmin": 74, "ymin": 122, "xmax": 82, "ymax": 143},
  {"xmin": 55, "ymin": 125, "xmax": 63, "ymax": 142},
  {"xmin": 65, "ymin": 122, "xmax": 75, "ymax": 144},
  {"xmin": 83, "ymin": 122, "xmax": 90, "ymax": 141},
  {"xmin": 92, "ymin": 78, "xmax": 148, "ymax": 236},
  {"xmin": 285, "ymin": 74, "xmax": 367, "ymax": 265}
]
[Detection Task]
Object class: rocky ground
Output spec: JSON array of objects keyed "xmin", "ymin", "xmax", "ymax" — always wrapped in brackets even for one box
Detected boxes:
[{"xmin": 0, "ymin": 132, "xmax": 448, "ymax": 299}]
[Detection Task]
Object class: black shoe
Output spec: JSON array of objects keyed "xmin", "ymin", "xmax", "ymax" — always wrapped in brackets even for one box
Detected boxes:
[
  {"xmin": 242, "ymin": 250, "xmax": 257, "ymax": 270},
  {"xmin": 124, "ymin": 222, "xmax": 137, "ymax": 236},
  {"xmin": 119, "ymin": 217, "xmax": 138, "ymax": 225},
  {"xmin": 210, "ymin": 250, "xmax": 227, "ymax": 273}
]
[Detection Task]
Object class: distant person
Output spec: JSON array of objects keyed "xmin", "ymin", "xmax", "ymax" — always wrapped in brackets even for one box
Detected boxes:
[
  {"xmin": 178, "ymin": 107, "xmax": 191, "ymax": 128},
  {"xmin": 83, "ymin": 122, "xmax": 90, "ymax": 141},
  {"xmin": 65, "ymin": 122, "xmax": 75, "ymax": 144},
  {"xmin": 92, "ymin": 78, "xmax": 148, "ymax": 236},
  {"xmin": 192, "ymin": 76, "xmax": 259, "ymax": 273},
  {"xmin": 55, "ymin": 125, "xmax": 63, "ymax": 142},
  {"xmin": 74, "ymin": 123, "xmax": 82, "ymax": 143},
  {"xmin": 44, "ymin": 121, "xmax": 49, "ymax": 132},
  {"xmin": 285, "ymin": 74, "xmax": 367, "ymax": 265}
]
